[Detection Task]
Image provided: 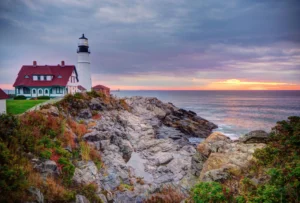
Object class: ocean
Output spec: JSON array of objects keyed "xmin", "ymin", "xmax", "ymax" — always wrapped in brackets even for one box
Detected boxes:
[{"xmin": 113, "ymin": 90, "xmax": 300, "ymax": 140}]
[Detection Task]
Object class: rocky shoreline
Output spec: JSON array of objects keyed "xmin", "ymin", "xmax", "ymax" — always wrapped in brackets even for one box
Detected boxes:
[
  {"xmin": 63, "ymin": 96, "xmax": 266, "ymax": 202},
  {"xmin": 27, "ymin": 95, "xmax": 270, "ymax": 203}
]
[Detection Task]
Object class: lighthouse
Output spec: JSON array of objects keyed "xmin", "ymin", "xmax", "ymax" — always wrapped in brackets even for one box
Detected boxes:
[{"xmin": 77, "ymin": 34, "xmax": 92, "ymax": 91}]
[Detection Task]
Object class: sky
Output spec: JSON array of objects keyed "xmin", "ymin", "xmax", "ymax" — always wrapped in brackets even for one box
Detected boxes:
[{"xmin": 0, "ymin": 0, "xmax": 300, "ymax": 90}]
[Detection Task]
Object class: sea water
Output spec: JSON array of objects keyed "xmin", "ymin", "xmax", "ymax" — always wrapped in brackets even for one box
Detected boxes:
[{"xmin": 114, "ymin": 90, "xmax": 300, "ymax": 140}]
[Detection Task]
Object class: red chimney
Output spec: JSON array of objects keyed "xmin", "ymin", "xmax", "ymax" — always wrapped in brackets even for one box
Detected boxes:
[
  {"xmin": 61, "ymin": 61, "xmax": 65, "ymax": 66},
  {"xmin": 33, "ymin": 61, "xmax": 37, "ymax": 66}
]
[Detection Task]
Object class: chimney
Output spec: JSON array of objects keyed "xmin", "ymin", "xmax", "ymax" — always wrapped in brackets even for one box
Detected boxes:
[
  {"xmin": 61, "ymin": 61, "xmax": 65, "ymax": 66},
  {"xmin": 33, "ymin": 61, "xmax": 37, "ymax": 66}
]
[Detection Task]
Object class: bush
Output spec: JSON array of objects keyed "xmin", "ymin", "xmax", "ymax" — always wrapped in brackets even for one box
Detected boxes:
[
  {"xmin": 78, "ymin": 183, "xmax": 102, "ymax": 203},
  {"xmin": 0, "ymin": 114, "xmax": 19, "ymax": 142},
  {"xmin": 40, "ymin": 149, "xmax": 52, "ymax": 159},
  {"xmin": 14, "ymin": 95, "xmax": 27, "ymax": 100},
  {"xmin": 191, "ymin": 182, "xmax": 231, "ymax": 203},
  {"xmin": 144, "ymin": 185, "xmax": 186, "ymax": 203},
  {"xmin": 37, "ymin": 96, "xmax": 50, "ymax": 100}
]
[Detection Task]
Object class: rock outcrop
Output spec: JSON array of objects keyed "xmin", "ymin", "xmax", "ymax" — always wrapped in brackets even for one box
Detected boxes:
[
  {"xmin": 38, "ymin": 95, "xmax": 268, "ymax": 202},
  {"xmin": 78, "ymin": 96, "xmax": 218, "ymax": 201},
  {"xmin": 194, "ymin": 132, "xmax": 266, "ymax": 183},
  {"xmin": 239, "ymin": 130, "xmax": 269, "ymax": 143}
]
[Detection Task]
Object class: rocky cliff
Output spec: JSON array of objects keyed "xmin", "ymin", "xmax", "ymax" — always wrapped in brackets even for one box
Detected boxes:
[{"xmin": 0, "ymin": 92, "xmax": 276, "ymax": 203}]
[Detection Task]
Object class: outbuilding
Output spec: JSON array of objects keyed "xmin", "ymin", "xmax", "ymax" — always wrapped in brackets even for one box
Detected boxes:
[{"xmin": 0, "ymin": 88, "xmax": 9, "ymax": 114}]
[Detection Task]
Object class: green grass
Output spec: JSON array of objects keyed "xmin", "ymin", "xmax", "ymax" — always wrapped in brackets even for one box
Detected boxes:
[{"xmin": 6, "ymin": 100, "xmax": 48, "ymax": 115}]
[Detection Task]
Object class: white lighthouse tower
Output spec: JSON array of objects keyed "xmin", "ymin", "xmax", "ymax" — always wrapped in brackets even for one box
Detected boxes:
[{"xmin": 77, "ymin": 34, "xmax": 92, "ymax": 91}]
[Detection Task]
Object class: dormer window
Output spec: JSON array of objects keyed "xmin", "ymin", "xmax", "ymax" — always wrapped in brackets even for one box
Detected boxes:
[
  {"xmin": 25, "ymin": 75, "xmax": 29, "ymax": 78},
  {"xmin": 58, "ymin": 75, "xmax": 62, "ymax": 78}
]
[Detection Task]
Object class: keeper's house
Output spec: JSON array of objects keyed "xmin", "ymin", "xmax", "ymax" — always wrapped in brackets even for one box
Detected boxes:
[{"xmin": 13, "ymin": 61, "xmax": 79, "ymax": 98}]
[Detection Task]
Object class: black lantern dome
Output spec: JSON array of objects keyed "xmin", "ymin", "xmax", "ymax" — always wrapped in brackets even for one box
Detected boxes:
[{"xmin": 77, "ymin": 34, "xmax": 90, "ymax": 53}]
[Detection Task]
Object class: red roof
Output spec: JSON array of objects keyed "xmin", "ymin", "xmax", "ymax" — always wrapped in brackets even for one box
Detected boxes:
[
  {"xmin": 0, "ymin": 88, "xmax": 9, "ymax": 99},
  {"xmin": 13, "ymin": 65, "xmax": 77, "ymax": 87},
  {"xmin": 77, "ymin": 85, "xmax": 86, "ymax": 91},
  {"xmin": 93, "ymin": 85, "xmax": 110, "ymax": 90}
]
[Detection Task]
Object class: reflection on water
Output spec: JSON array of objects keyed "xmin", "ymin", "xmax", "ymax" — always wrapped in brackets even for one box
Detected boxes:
[
  {"xmin": 114, "ymin": 90, "xmax": 300, "ymax": 139},
  {"xmin": 126, "ymin": 152, "xmax": 153, "ymax": 182}
]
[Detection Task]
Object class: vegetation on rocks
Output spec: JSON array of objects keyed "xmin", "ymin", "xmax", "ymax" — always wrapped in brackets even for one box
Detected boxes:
[
  {"xmin": 0, "ymin": 92, "xmax": 110, "ymax": 202},
  {"xmin": 190, "ymin": 116, "xmax": 300, "ymax": 203}
]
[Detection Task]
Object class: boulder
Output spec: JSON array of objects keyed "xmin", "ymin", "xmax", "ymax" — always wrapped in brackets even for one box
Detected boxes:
[
  {"xmin": 40, "ymin": 106, "xmax": 59, "ymax": 116},
  {"xmin": 197, "ymin": 132, "xmax": 232, "ymax": 157},
  {"xmin": 76, "ymin": 195, "xmax": 90, "ymax": 203},
  {"xmin": 239, "ymin": 130, "xmax": 269, "ymax": 143},
  {"xmin": 36, "ymin": 160, "xmax": 58, "ymax": 176},
  {"xmin": 28, "ymin": 187, "xmax": 44, "ymax": 203},
  {"xmin": 73, "ymin": 161, "xmax": 98, "ymax": 184},
  {"xmin": 98, "ymin": 194, "xmax": 107, "ymax": 203},
  {"xmin": 191, "ymin": 151, "xmax": 206, "ymax": 176},
  {"xmin": 89, "ymin": 98, "xmax": 105, "ymax": 111},
  {"xmin": 201, "ymin": 168, "xmax": 230, "ymax": 182},
  {"xmin": 78, "ymin": 108, "xmax": 92, "ymax": 119}
]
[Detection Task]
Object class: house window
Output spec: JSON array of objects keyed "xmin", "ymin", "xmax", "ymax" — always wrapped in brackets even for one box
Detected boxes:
[
  {"xmin": 39, "ymin": 89, "xmax": 43, "ymax": 94},
  {"xmin": 25, "ymin": 75, "xmax": 29, "ymax": 78},
  {"xmin": 17, "ymin": 88, "xmax": 20, "ymax": 94},
  {"xmin": 45, "ymin": 89, "xmax": 48, "ymax": 94},
  {"xmin": 50, "ymin": 88, "xmax": 52, "ymax": 94},
  {"xmin": 24, "ymin": 87, "xmax": 30, "ymax": 94},
  {"xmin": 33, "ymin": 76, "xmax": 38, "ymax": 81},
  {"xmin": 54, "ymin": 87, "xmax": 63, "ymax": 94},
  {"xmin": 32, "ymin": 89, "xmax": 36, "ymax": 94}
]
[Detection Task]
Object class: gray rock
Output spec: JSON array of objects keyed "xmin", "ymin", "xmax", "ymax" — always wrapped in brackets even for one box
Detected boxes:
[
  {"xmin": 98, "ymin": 194, "xmax": 108, "ymax": 203},
  {"xmin": 73, "ymin": 161, "xmax": 98, "ymax": 184},
  {"xmin": 191, "ymin": 151, "xmax": 206, "ymax": 176},
  {"xmin": 38, "ymin": 160, "xmax": 58, "ymax": 176},
  {"xmin": 79, "ymin": 108, "xmax": 92, "ymax": 119},
  {"xmin": 89, "ymin": 98, "xmax": 105, "ymax": 111},
  {"xmin": 76, "ymin": 195, "xmax": 90, "ymax": 203},
  {"xmin": 28, "ymin": 187, "xmax": 44, "ymax": 203},
  {"xmin": 202, "ymin": 168, "xmax": 230, "ymax": 182},
  {"xmin": 239, "ymin": 130, "xmax": 269, "ymax": 143}
]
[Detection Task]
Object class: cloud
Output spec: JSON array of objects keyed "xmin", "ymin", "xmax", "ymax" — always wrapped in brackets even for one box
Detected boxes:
[
  {"xmin": 216, "ymin": 79, "xmax": 295, "ymax": 86},
  {"xmin": 0, "ymin": 0, "xmax": 299, "ymax": 89}
]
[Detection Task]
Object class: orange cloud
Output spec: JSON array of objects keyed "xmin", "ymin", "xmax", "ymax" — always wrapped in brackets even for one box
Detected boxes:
[
  {"xmin": 208, "ymin": 79, "xmax": 300, "ymax": 90},
  {"xmin": 216, "ymin": 79, "xmax": 294, "ymax": 86}
]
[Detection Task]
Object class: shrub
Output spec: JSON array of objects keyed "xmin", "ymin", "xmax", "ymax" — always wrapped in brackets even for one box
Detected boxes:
[
  {"xmin": 44, "ymin": 177, "xmax": 75, "ymax": 202},
  {"xmin": 80, "ymin": 141, "xmax": 90, "ymax": 161},
  {"xmin": 40, "ymin": 149, "xmax": 52, "ymax": 159},
  {"xmin": 37, "ymin": 96, "xmax": 50, "ymax": 100},
  {"xmin": 78, "ymin": 183, "xmax": 102, "ymax": 203},
  {"xmin": 191, "ymin": 182, "xmax": 231, "ymax": 203},
  {"xmin": 58, "ymin": 157, "xmax": 75, "ymax": 185},
  {"xmin": 144, "ymin": 185, "xmax": 186, "ymax": 203},
  {"xmin": 14, "ymin": 95, "xmax": 27, "ymax": 100},
  {"xmin": 0, "ymin": 114, "xmax": 19, "ymax": 142},
  {"xmin": 0, "ymin": 143, "xmax": 29, "ymax": 201},
  {"xmin": 119, "ymin": 99, "xmax": 130, "ymax": 111},
  {"xmin": 74, "ymin": 92, "xmax": 84, "ymax": 99}
]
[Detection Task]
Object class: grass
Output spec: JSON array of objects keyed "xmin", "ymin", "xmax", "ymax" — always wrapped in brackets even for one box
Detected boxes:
[{"xmin": 6, "ymin": 100, "xmax": 48, "ymax": 115}]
